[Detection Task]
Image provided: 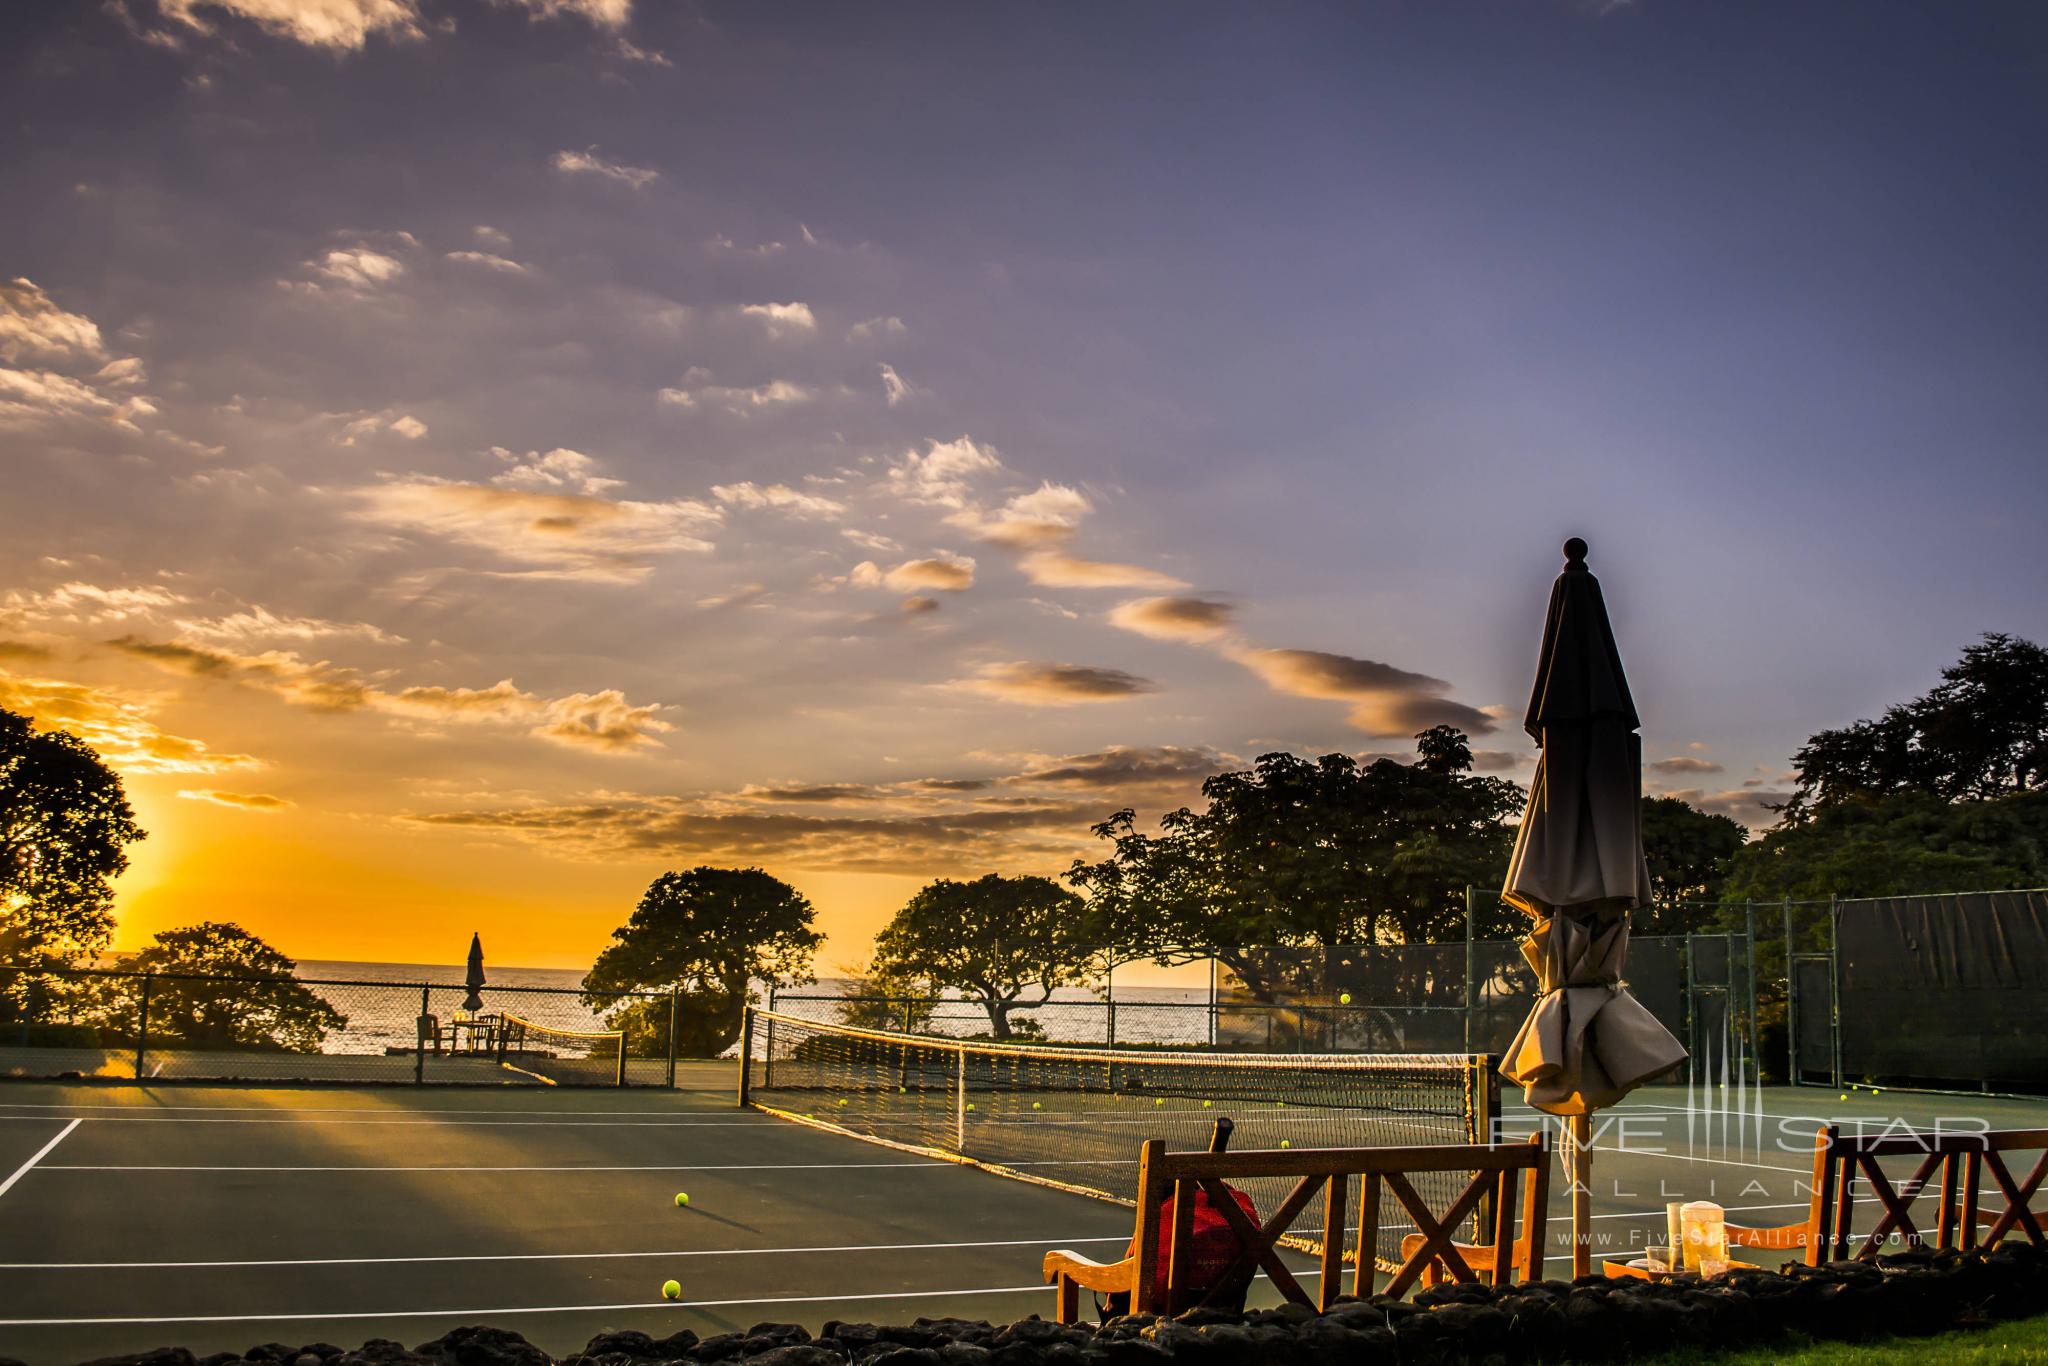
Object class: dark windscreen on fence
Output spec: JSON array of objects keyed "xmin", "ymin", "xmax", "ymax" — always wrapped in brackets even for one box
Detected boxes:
[{"xmin": 1837, "ymin": 890, "xmax": 2048, "ymax": 1090}]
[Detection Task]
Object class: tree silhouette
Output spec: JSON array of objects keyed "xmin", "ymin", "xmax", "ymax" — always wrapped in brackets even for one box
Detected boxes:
[
  {"xmin": 584, "ymin": 866, "xmax": 820, "ymax": 1057},
  {"xmin": 871, "ymin": 874, "xmax": 1092, "ymax": 1039},
  {"xmin": 130, "ymin": 922, "xmax": 346, "ymax": 1053}
]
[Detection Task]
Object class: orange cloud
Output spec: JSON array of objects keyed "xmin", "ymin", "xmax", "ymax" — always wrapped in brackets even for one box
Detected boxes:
[{"xmin": 959, "ymin": 661, "xmax": 1155, "ymax": 705}]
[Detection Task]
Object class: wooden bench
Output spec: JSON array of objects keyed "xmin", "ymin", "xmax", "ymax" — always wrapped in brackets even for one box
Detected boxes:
[
  {"xmin": 1813, "ymin": 1124, "xmax": 2048, "ymax": 1260},
  {"xmin": 1042, "ymin": 1127, "xmax": 1551, "ymax": 1320}
]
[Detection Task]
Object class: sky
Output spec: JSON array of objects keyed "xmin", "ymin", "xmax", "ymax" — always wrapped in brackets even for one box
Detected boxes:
[{"xmin": 3, "ymin": 0, "xmax": 2045, "ymax": 973}]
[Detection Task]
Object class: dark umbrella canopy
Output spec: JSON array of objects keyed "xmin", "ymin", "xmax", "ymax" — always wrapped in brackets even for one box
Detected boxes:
[
  {"xmin": 462, "ymin": 932, "xmax": 486, "ymax": 1012},
  {"xmin": 1500, "ymin": 539, "xmax": 1686, "ymax": 1117}
]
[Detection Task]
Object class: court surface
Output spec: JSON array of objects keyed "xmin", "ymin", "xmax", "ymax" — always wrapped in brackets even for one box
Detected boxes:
[{"xmin": 3, "ymin": 1068, "xmax": 2044, "ymax": 1366}]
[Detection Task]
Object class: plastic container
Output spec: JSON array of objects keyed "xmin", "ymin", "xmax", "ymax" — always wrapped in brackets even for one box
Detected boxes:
[{"xmin": 1680, "ymin": 1201, "xmax": 1727, "ymax": 1271}]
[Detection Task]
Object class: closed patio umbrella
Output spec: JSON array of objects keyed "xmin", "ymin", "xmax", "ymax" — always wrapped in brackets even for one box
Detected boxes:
[
  {"xmin": 1500, "ymin": 538, "xmax": 1687, "ymax": 1275},
  {"xmin": 462, "ymin": 932, "xmax": 487, "ymax": 1012}
]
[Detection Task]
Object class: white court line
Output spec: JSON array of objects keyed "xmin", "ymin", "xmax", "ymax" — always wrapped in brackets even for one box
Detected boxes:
[
  {"xmin": 0, "ymin": 1268, "xmax": 1329, "ymax": 1328},
  {"xmin": 0, "ymin": 1233, "xmax": 1130, "ymax": 1272},
  {"xmin": 0, "ymin": 1118, "xmax": 81, "ymax": 1201},
  {"xmin": 0, "ymin": 1101, "xmax": 744, "ymax": 1118},
  {"xmin": 0, "ymin": 1116, "xmax": 775, "ymax": 1128},
  {"xmin": 42, "ymin": 1160, "xmax": 950, "ymax": 1173}
]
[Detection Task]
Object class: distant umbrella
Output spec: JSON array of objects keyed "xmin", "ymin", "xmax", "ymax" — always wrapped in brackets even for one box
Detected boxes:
[
  {"xmin": 1499, "ymin": 538, "xmax": 1687, "ymax": 1275},
  {"xmin": 462, "ymin": 932, "xmax": 486, "ymax": 1012}
]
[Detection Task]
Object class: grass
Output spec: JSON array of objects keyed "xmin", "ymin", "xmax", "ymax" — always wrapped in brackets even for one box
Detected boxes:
[{"xmin": 1634, "ymin": 1311, "xmax": 2048, "ymax": 1364}]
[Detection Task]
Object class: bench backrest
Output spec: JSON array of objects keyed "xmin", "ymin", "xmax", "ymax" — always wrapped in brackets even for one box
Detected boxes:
[
  {"xmin": 1130, "ymin": 1133, "xmax": 1552, "ymax": 1311},
  {"xmin": 1811, "ymin": 1124, "xmax": 2048, "ymax": 1261}
]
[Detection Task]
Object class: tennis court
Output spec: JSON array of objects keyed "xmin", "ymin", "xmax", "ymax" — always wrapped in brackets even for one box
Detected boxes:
[{"xmin": 4, "ymin": 1057, "xmax": 2045, "ymax": 1366}]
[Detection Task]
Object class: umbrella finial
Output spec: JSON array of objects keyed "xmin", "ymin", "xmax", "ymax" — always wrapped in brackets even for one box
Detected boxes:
[{"xmin": 1563, "ymin": 537, "xmax": 1588, "ymax": 570}]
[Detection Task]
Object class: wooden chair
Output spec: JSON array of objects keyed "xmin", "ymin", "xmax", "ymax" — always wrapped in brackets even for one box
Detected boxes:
[
  {"xmin": 1797, "ymin": 1124, "xmax": 2048, "ymax": 1262},
  {"xmin": 1398, "ymin": 1134, "xmax": 1548, "ymax": 1285},
  {"xmin": 1041, "ymin": 1118, "xmax": 1251, "ymax": 1321},
  {"xmin": 1950, "ymin": 1128, "xmax": 2048, "ymax": 1251},
  {"xmin": 1720, "ymin": 1125, "xmax": 1836, "ymax": 1266},
  {"xmin": 416, "ymin": 1013, "xmax": 441, "ymax": 1055},
  {"xmin": 1044, "ymin": 1126, "xmax": 1551, "ymax": 1321}
]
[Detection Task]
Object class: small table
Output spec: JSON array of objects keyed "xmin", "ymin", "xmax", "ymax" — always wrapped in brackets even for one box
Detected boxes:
[{"xmin": 1603, "ymin": 1257, "xmax": 1680, "ymax": 1282}]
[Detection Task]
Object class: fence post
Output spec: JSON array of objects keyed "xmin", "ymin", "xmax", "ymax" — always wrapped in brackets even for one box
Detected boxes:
[
  {"xmin": 1828, "ymin": 895, "xmax": 1843, "ymax": 1089},
  {"xmin": 1743, "ymin": 905, "xmax": 1758, "ymax": 1085},
  {"xmin": 134, "ymin": 972, "xmax": 151, "ymax": 1081},
  {"xmin": 1464, "ymin": 885, "xmax": 1478, "ymax": 1055},
  {"xmin": 1106, "ymin": 998, "xmax": 1117, "ymax": 1048},
  {"xmin": 1781, "ymin": 899, "xmax": 1796, "ymax": 1084},
  {"xmin": 666, "ymin": 989, "xmax": 679, "ymax": 1088},
  {"xmin": 415, "ymin": 983, "xmax": 429, "ymax": 1084},
  {"xmin": 902, "ymin": 999, "xmax": 916, "ymax": 1035}
]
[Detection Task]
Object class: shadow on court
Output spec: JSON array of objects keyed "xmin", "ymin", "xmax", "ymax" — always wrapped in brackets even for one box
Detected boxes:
[{"xmin": 1, "ymin": 1069, "xmax": 2042, "ymax": 1365}]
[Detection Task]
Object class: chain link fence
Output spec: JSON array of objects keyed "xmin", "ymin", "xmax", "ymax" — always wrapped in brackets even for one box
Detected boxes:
[{"xmin": 0, "ymin": 964, "xmax": 681, "ymax": 1086}]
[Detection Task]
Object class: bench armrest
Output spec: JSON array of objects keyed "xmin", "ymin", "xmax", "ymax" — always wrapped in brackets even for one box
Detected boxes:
[{"xmin": 1042, "ymin": 1249, "xmax": 1135, "ymax": 1293}]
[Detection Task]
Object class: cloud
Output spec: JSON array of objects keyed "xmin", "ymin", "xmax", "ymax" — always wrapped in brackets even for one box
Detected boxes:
[
  {"xmin": 952, "ymin": 482, "xmax": 1093, "ymax": 547},
  {"xmin": 153, "ymin": 0, "xmax": 428, "ymax": 51},
  {"xmin": 0, "ymin": 641, "xmax": 53, "ymax": 661},
  {"xmin": 882, "ymin": 555, "xmax": 975, "ymax": 592},
  {"xmin": 1016, "ymin": 745, "xmax": 1228, "ymax": 789},
  {"xmin": 175, "ymin": 605, "xmax": 403, "ymax": 646},
  {"xmin": 849, "ymin": 316, "xmax": 907, "ymax": 340},
  {"xmin": 0, "ymin": 366, "xmax": 146, "ymax": 430},
  {"xmin": 444, "ymin": 250, "xmax": 530, "ymax": 276},
  {"xmin": 1018, "ymin": 549, "xmax": 1188, "ymax": 590},
  {"xmin": 1650, "ymin": 756, "xmax": 1724, "ymax": 775},
  {"xmin": 307, "ymin": 245, "xmax": 407, "ymax": 290},
  {"xmin": 473, "ymin": 226, "xmax": 513, "ymax": 250},
  {"xmin": 0, "ymin": 670, "xmax": 259, "ymax": 775},
  {"xmin": 711, "ymin": 482, "xmax": 846, "ymax": 517},
  {"xmin": 738, "ymin": 783, "xmax": 883, "ymax": 803},
  {"xmin": 551, "ymin": 147, "xmax": 659, "ymax": 189},
  {"xmin": 1231, "ymin": 646, "xmax": 1496, "ymax": 737},
  {"xmin": 354, "ymin": 452, "xmax": 717, "ymax": 581},
  {"xmin": 1108, "ymin": 596, "xmax": 1234, "ymax": 643},
  {"xmin": 898, "ymin": 595, "xmax": 940, "ymax": 615},
  {"xmin": 739, "ymin": 301, "xmax": 817, "ymax": 333},
  {"xmin": 5, "ymin": 582, "xmax": 185, "ymax": 625},
  {"xmin": 108, "ymin": 637, "xmax": 673, "ymax": 752},
  {"xmin": 178, "ymin": 789, "xmax": 294, "ymax": 810},
  {"xmin": 883, "ymin": 437, "xmax": 1004, "ymax": 509},
  {"xmin": 401, "ymin": 794, "xmax": 1099, "ymax": 876},
  {"xmin": 841, "ymin": 528, "xmax": 900, "ymax": 554},
  {"xmin": 879, "ymin": 363, "xmax": 922, "ymax": 407},
  {"xmin": 0, "ymin": 279, "xmax": 106, "ymax": 363},
  {"xmin": 337, "ymin": 411, "xmax": 428, "ymax": 445},
  {"xmin": 664, "ymin": 378, "xmax": 815, "ymax": 412},
  {"xmin": 1664, "ymin": 787, "xmax": 1789, "ymax": 832},
  {"xmin": 1469, "ymin": 750, "xmax": 1532, "ymax": 773},
  {"xmin": 960, "ymin": 661, "xmax": 1155, "ymax": 705}
]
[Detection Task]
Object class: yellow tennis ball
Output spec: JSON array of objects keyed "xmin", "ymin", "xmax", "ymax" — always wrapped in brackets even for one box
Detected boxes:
[
  {"xmin": 1032, "ymin": 1101, "xmax": 1041, "ymax": 1110},
  {"xmin": 1280, "ymin": 1140, "xmax": 1291, "ymax": 1149},
  {"xmin": 1155, "ymin": 1098, "xmax": 1164, "ymax": 1106},
  {"xmin": 673, "ymin": 1192, "xmax": 689, "ymax": 1208},
  {"xmin": 1202, "ymin": 1100, "xmax": 1212, "ymax": 1108},
  {"xmin": 837, "ymin": 1098, "xmax": 848, "ymax": 1106},
  {"xmin": 661, "ymin": 1279, "xmax": 681, "ymax": 1301},
  {"xmin": 1339, "ymin": 993, "xmax": 1352, "ymax": 1006},
  {"xmin": 966, "ymin": 1103, "xmax": 975, "ymax": 1112},
  {"xmin": 1839, "ymin": 1094, "xmax": 1848, "ymax": 1101}
]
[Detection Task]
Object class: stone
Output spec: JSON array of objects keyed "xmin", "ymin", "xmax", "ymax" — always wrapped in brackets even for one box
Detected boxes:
[
  {"xmin": 690, "ymin": 1334, "xmax": 749, "ymax": 1363},
  {"xmin": 744, "ymin": 1350, "xmax": 843, "ymax": 1366},
  {"xmin": 411, "ymin": 1328, "xmax": 551, "ymax": 1366},
  {"xmin": 580, "ymin": 1332, "xmax": 660, "ymax": 1360}
]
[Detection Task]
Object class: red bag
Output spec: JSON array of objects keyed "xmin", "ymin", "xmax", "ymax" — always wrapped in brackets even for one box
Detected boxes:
[{"xmin": 1130, "ymin": 1184, "xmax": 1260, "ymax": 1307}]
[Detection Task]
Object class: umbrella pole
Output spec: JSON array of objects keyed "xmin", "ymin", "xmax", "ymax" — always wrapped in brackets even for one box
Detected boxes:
[{"xmin": 1569, "ymin": 1113, "xmax": 1592, "ymax": 1276}]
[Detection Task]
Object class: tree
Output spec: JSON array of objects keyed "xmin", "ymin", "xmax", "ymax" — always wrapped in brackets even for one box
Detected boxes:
[
  {"xmin": 1725, "ymin": 790, "xmax": 2048, "ymax": 902},
  {"xmin": 1067, "ymin": 730, "xmax": 1523, "ymax": 1002},
  {"xmin": 1634, "ymin": 796, "xmax": 1748, "ymax": 933},
  {"xmin": 1, "ymin": 708, "xmax": 147, "ymax": 972},
  {"xmin": 584, "ymin": 866, "xmax": 820, "ymax": 1058},
  {"xmin": 129, "ymin": 922, "xmax": 346, "ymax": 1053},
  {"xmin": 1783, "ymin": 634, "xmax": 2048, "ymax": 818},
  {"xmin": 870, "ymin": 874, "xmax": 1093, "ymax": 1039}
]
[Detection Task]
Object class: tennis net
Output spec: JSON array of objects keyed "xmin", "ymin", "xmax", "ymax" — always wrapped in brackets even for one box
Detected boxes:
[
  {"xmin": 741, "ymin": 1007, "xmax": 1498, "ymax": 1271},
  {"xmin": 496, "ymin": 1013, "xmax": 626, "ymax": 1086}
]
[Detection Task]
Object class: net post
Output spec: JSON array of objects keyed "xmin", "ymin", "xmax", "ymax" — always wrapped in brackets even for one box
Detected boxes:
[
  {"xmin": 615, "ymin": 1023, "xmax": 628, "ymax": 1088},
  {"xmin": 134, "ymin": 972, "xmax": 151, "ymax": 1081},
  {"xmin": 416, "ymin": 984, "xmax": 429, "ymax": 1085},
  {"xmin": 737, "ymin": 1006, "xmax": 754, "ymax": 1108},
  {"xmin": 667, "ymin": 988, "xmax": 679, "ymax": 1089},
  {"xmin": 954, "ymin": 1042, "xmax": 967, "ymax": 1149}
]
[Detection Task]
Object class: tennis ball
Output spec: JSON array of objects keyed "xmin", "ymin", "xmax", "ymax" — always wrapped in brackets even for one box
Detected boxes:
[
  {"xmin": 1840, "ymin": 1094, "xmax": 1848, "ymax": 1101},
  {"xmin": 1202, "ymin": 1100, "xmax": 1213, "ymax": 1108},
  {"xmin": 1155, "ymin": 1098, "xmax": 1165, "ymax": 1106},
  {"xmin": 1032, "ymin": 1101, "xmax": 1042, "ymax": 1110},
  {"xmin": 661, "ymin": 1279, "xmax": 681, "ymax": 1301},
  {"xmin": 967, "ymin": 1102, "xmax": 975, "ymax": 1112},
  {"xmin": 674, "ymin": 1192, "xmax": 690, "ymax": 1208},
  {"xmin": 838, "ymin": 1098, "xmax": 848, "ymax": 1106},
  {"xmin": 1280, "ymin": 1140, "xmax": 1291, "ymax": 1149},
  {"xmin": 1339, "ymin": 993, "xmax": 1352, "ymax": 1006}
]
